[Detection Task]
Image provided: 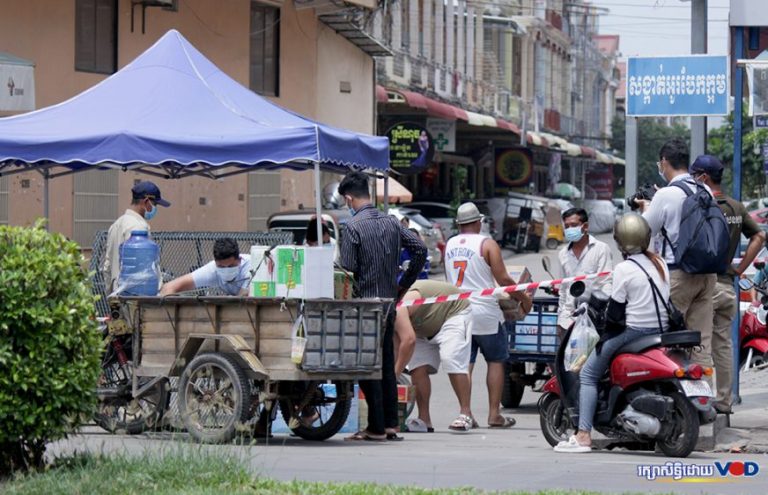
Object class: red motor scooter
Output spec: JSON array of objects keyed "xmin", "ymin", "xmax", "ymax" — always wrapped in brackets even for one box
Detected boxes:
[
  {"xmin": 538, "ymin": 282, "xmax": 717, "ymax": 458},
  {"xmin": 738, "ymin": 266, "xmax": 768, "ymax": 370}
]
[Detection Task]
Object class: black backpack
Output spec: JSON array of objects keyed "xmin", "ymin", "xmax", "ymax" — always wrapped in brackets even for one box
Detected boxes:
[{"xmin": 661, "ymin": 181, "xmax": 730, "ymax": 274}]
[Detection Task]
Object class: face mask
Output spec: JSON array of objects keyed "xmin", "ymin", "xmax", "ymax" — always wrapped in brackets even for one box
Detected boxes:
[
  {"xmin": 657, "ymin": 166, "xmax": 666, "ymax": 182},
  {"xmin": 565, "ymin": 226, "xmax": 584, "ymax": 243},
  {"xmin": 217, "ymin": 265, "xmax": 240, "ymax": 284},
  {"xmin": 144, "ymin": 202, "xmax": 158, "ymax": 221}
]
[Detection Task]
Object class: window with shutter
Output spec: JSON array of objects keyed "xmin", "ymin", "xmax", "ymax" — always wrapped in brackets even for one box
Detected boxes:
[
  {"xmin": 75, "ymin": 0, "xmax": 117, "ymax": 74},
  {"xmin": 250, "ymin": 2, "xmax": 280, "ymax": 97}
]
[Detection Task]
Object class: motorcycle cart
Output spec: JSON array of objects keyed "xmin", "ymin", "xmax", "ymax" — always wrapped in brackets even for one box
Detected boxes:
[
  {"xmin": 502, "ymin": 296, "xmax": 560, "ymax": 408},
  {"xmin": 95, "ymin": 296, "xmax": 387, "ymax": 443},
  {"xmin": 544, "ymin": 201, "xmax": 564, "ymax": 250}
]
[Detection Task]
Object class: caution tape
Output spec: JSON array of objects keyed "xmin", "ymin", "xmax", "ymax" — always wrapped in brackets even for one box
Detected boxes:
[{"xmin": 397, "ymin": 271, "xmax": 613, "ymax": 308}]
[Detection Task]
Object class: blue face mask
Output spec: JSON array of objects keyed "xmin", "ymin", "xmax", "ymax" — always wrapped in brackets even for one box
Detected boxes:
[
  {"xmin": 565, "ymin": 226, "xmax": 584, "ymax": 243},
  {"xmin": 144, "ymin": 202, "xmax": 158, "ymax": 221}
]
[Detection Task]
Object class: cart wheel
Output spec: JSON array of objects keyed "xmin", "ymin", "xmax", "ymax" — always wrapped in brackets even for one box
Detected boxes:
[
  {"xmin": 278, "ymin": 380, "xmax": 352, "ymax": 441},
  {"xmin": 178, "ymin": 353, "xmax": 251, "ymax": 444},
  {"xmin": 501, "ymin": 365, "xmax": 525, "ymax": 409},
  {"xmin": 546, "ymin": 238, "xmax": 558, "ymax": 250},
  {"xmin": 94, "ymin": 365, "xmax": 169, "ymax": 435}
]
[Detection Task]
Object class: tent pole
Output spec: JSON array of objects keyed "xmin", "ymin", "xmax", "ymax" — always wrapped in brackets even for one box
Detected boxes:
[
  {"xmin": 42, "ymin": 169, "xmax": 50, "ymax": 231},
  {"xmin": 313, "ymin": 161, "xmax": 323, "ymax": 245},
  {"xmin": 384, "ymin": 172, "xmax": 390, "ymax": 214}
]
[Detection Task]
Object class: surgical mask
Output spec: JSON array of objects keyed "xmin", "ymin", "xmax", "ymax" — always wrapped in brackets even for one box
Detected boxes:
[
  {"xmin": 658, "ymin": 166, "xmax": 666, "ymax": 182},
  {"xmin": 217, "ymin": 265, "xmax": 240, "ymax": 283},
  {"xmin": 564, "ymin": 226, "xmax": 584, "ymax": 243},
  {"xmin": 144, "ymin": 202, "xmax": 158, "ymax": 221}
]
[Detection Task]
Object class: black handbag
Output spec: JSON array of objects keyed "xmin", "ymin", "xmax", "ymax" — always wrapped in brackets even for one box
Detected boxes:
[{"xmin": 628, "ymin": 259, "xmax": 686, "ymax": 333}]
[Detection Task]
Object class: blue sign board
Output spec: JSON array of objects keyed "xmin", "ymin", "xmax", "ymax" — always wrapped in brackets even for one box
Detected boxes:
[{"xmin": 626, "ymin": 55, "xmax": 729, "ymax": 116}]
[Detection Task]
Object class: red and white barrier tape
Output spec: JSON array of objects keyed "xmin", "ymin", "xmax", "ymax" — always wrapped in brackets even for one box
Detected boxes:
[{"xmin": 397, "ymin": 271, "xmax": 612, "ymax": 308}]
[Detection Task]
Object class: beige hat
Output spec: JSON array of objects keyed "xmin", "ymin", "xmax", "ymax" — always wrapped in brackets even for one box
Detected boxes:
[{"xmin": 456, "ymin": 202, "xmax": 482, "ymax": 225}]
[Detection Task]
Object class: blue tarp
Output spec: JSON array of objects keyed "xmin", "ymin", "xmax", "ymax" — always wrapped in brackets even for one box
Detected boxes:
[{"xmin": 0, "ymin": 30, "xmax": 389, "ymax": 178}]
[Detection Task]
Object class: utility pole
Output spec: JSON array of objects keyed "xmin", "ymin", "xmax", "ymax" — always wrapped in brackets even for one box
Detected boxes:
[{"xmin": 690, "ymin": 0, "xmax": 708, "ymax": 159}]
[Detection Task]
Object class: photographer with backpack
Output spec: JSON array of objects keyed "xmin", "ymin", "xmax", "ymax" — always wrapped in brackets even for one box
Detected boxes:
[{"xmin": 637, "ymin": 139, "xmax": 730, "ymax": 376}]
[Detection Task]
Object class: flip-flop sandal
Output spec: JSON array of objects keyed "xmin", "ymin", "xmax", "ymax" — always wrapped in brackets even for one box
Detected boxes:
[
  {"xmin": 345, "ymin": 430, "xmax": 386, "ymax": 442},
  {"xmin": 448, "ymin": 414, "xmax": 473, "ymax": 433},
  {"xmin": 471, "ymin": 417, "xmax": 480, "ymax": 429},
  {"xmin": 488, "ymin": 417, "xmax": 516, "ymax": 429},
  {"xmin": 405, "ymin": 418, "xmax": 434, "ymax": 433},
  {"xmin": 386, "ymin": 433, "xmax": 405, "ymax": 441},
  {"xmin": 553, "ymin": 435, "xmax": 591, "ymax": 453}
]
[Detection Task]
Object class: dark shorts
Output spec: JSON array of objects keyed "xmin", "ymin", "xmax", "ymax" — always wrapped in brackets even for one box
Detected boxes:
[{"xmin": 470, "ymin": 324, "xmax": 509, "ymax": 364}]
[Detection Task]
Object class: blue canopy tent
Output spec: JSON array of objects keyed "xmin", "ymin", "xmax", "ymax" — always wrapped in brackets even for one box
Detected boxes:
[{"xmin": 0, "ymin": 30, "xmax": 390, "ymax": 237}]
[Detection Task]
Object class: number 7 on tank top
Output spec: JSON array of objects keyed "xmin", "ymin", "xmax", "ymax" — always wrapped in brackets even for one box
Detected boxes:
[{"xmin": 453, "ymin": 260, "xmax": 468, "ymax": 287}]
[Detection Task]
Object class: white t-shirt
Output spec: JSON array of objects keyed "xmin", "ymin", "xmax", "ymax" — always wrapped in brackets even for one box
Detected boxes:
[
  {"xmin": 642, "ymin": 174, "xmax": 713, "ymax": 265},
  {"xmin": 611, "ymin": 253, "xmax": 670, "ymax": 330},
  {"xmin": 191, "ymin": 254, "xmax": 252, "ymax": 295},
  {"xmin": 444, "ymin": 233, "xmax": 503, "ymax": 335}
]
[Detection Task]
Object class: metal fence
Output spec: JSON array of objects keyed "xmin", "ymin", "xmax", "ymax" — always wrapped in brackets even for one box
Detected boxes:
[{"xmin": 88, "ymin": 230, "xmax": 293, "ymax": 316}]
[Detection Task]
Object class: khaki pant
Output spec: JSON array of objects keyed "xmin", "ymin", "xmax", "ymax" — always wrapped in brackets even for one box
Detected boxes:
[
  {"xmin": 670, "ymin": 271, "xmax": 716, "ymax": 370},
  {"xmin": 712, "ymin": 280, "xmax": 737, "ymax": 406}
]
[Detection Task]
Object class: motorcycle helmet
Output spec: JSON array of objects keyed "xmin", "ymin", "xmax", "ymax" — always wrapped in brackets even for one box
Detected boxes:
[{"xmin": 613, "ymin": 213, "xmax": 651, "ymax": 255}]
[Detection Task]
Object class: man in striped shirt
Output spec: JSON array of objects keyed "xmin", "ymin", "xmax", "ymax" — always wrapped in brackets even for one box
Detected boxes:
[{"xmin": 339, "ymin": 171, "xmax": 427, "ymax": 441}]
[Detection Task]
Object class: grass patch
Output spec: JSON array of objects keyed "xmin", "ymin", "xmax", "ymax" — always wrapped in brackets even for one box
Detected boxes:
[{"xmin": 1, "ymin": 449, "xmax": 651, "ymax": 495}]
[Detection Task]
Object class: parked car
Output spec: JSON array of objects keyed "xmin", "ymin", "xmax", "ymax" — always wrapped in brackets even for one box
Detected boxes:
[
  {"xmin": 267, "ymin": 209, "xmax": 350, "ymax": 245},
  {"xmin": 403, "ymin": 201, "xmax": 496, "ymax": 240},
  {"xmin": 388, "ymin": 206, "xmax": 444, "ymax": 272}
]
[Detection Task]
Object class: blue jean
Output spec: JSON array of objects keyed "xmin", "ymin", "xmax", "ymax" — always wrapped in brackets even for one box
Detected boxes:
[{"xmin": 578, "ymin": 326, "xmax": 659, "ymax": 432}]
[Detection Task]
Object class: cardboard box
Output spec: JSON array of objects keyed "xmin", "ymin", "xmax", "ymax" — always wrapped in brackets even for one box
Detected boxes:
[
  {"xmin": 273, "ymin": 246, "xmax": 334, "ymax": 299},
  {"xmin": 334, "ymin": 271, "xmax": 355, "ymax": 300},
  {"xmin": 249, "ymin": 246, "xmax": 276, "ymax": 297},
  {"xmin": 358, "ymin": 384, "xmax": 414, "ymax": 431},
  {"xmin": 500, "ymin": 265, "xmax": 534, "ymax": 322}
]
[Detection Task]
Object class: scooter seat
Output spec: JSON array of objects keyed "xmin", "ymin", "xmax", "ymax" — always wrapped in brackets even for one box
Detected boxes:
[
  {"xmin": 615, "ymin": 330, "xmax": 702, "ymax": 355},
  {"xmin": 616, "ymin": 334, "xmax": 663, "ymax": 355},
  {"xmin": 660, "ymin": 330, "xmax": 701, "ymax": 347}
]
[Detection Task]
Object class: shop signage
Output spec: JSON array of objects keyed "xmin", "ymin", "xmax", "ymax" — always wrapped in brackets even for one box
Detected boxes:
[
  {"xmin": 386, "ymin": 122, "xmax": 435, "ymax": 175},
  {"xmin": 626, "ymin": 55, "xmax": 728, "ymax": 116},
  {"xmin": 585, "ymin": 163, "xmax": 614, "ymax": 200},
  {"xmin": 495, "ymin": 148, "xmax": 533, "ymax": 193},
  {"xmin": 0, "ymin": 60, "xmax": 35, "ymax": 111},
  {"xmin": 426, "ymin": 118, "xmax": 456, "ymax": 152}
]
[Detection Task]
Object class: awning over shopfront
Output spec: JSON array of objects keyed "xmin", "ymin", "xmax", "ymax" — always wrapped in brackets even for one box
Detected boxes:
[
  {"xmin": 0, "ymin": 30, "xmax": 389, "ymax": 178},
  {"xmin": 0, "ymin": 52, "xmax": 35, "ymax": 112},
  {"xmin": 375, "ymin": 176, "xmax": 412, "ymax": 204},
  {"xmin": 376, "ymin": 85, "xmax": 624, "ymax": 165}
]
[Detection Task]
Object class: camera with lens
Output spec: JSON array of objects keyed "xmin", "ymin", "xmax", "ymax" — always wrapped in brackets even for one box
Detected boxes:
[{"xmin": 626, "ymin": 183, "xmax": 656, "ymax": 211}]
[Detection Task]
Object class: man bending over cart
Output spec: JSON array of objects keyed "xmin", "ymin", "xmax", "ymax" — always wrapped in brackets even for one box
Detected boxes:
[
  {"xmin": 394, "ymin": 280, "xmax": 475, "ymax": 433},
  {"xmin": 161, "ymin": 238, "xmax": 252, "ymax": 296}
]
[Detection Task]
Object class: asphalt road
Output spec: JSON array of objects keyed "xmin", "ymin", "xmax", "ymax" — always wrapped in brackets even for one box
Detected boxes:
[{"xmin": 52, "ymin": 235, "xmax": 768, "ymax": 495}]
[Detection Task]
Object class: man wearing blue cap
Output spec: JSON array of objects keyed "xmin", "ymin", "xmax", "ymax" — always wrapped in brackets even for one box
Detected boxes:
[
  {"xmin": 103, "ymin": 181, "xmax": 171, "ymax": 293},
  {"xmin": 690, "ymin": 155, "xmax": 765, "ymax": 413}
]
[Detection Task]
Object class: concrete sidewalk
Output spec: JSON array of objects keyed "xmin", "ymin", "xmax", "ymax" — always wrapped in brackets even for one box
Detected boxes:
[{"xmin": 715, "ymin": 366, "xmax": 768, "ymax": 453}]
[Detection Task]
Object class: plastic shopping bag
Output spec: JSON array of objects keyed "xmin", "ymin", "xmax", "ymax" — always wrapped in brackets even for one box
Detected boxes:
[{"xmin": 563, "ymin": 307, "xmax": 600, "ymax": 372}]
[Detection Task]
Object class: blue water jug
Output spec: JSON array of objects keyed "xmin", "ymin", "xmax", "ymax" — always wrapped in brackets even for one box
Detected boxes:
[{"xmin": 118, "ymin": 230, "xmax": 160, "ymax": 295}]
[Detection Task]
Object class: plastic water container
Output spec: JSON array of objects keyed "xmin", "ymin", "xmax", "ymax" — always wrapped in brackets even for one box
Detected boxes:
[{"xmin": 118, "ymin": 230, "xmax": 160, "ymax": 295}]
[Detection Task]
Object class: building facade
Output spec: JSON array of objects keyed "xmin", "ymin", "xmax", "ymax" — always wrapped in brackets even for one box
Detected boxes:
[{"xmin": 0, "ymin": 0, "xmax": 381, "ymax": 244}]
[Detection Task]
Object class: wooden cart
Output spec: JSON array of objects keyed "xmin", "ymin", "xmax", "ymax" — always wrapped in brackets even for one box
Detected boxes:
[{"xmin": 95, "ymin": 296, "xmax": 387, "ymax": 444}]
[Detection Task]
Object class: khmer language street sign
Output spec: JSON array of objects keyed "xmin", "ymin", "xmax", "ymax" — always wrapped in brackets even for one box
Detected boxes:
[{"xmin": 626, "ymin": 55, "xmax": 728, "ymax": 117}]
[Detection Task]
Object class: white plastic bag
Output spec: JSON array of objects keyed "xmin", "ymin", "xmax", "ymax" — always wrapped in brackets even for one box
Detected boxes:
[{"xmin": 563, "ymin": 307, "xmax": 600, "ymax": 372}]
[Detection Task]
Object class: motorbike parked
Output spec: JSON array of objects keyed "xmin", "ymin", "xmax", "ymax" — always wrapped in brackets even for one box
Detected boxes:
[
  {"xmin": 737, "ymin": 272, "xmax": 768, "ymax": 371},
  {"xmin": 538, "ymin": 281, "xmax": 716, "ymax": 458}
]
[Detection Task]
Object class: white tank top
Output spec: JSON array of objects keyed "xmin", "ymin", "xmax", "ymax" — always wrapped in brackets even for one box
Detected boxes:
[{"xmin": 444, "ymin": 233, "xmax": 503, "ymax": 335}]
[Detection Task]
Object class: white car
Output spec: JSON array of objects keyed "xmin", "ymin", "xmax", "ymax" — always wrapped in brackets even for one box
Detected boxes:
[{"xmin": 403, "ymin": 201, "xmax": 496, "ymax": 240}]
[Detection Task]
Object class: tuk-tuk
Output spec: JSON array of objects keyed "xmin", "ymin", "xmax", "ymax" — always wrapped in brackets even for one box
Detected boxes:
[{"xmin": 544, "ymin": 200, "xmax": 565, "ymax": 250}]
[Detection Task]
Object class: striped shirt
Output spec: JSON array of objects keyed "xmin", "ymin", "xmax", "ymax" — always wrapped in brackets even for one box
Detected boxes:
[{"xmin": 340, "ymin": 204, "xmax": 427, "ymax": 299}]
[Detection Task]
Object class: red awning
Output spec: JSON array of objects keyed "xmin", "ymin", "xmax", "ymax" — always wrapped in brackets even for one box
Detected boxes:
[
  {"xmin": 580, "ymin": 146, "xmax": 597, "ymax": 158},
  {"xmin": 376, "ymin": 85, "xmax": 388, "ymax": 104},
  {"xmin": 382, "ymin": 87, "xmax": 468, "ymax": 121},
  {"xmin": 496, "ymin": 119, "xmax": 521, "ymax": 134}
]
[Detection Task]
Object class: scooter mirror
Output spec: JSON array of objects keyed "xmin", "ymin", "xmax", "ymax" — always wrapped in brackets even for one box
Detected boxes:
[
  {"xmin": 739, "ymin": 278, "xmax": 755, "ymax": 291},
  {"xmin": 570, "ymin": 280, "xmax": 586, "ymax": 298},
  {"xmin": 542, "ymin": 256, "xmax": 552, "ymax": 273}
]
